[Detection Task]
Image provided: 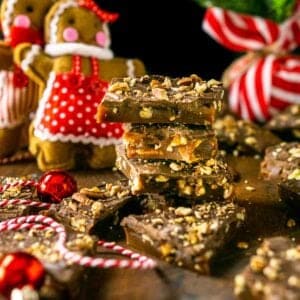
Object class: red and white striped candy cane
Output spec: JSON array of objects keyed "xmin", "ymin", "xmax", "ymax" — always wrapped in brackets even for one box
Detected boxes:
[
  {"xmin": 203, "ymin": 6, "xmax": 300, "ymax": 121},
  {"xmin": 0, "ymin": 179, "xmax": 38, "ymax": 193},
  {"xmin": 0, "ymin": 198, "xmax": 51, "ymax": 209},
  {"xmin": 0, "ymin": 215, "xmax": 156, "ymax": 270}
]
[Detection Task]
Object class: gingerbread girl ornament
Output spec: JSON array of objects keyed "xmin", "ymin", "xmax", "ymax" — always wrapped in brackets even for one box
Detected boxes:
[
  {"xmin": 0, "ymin": 0, "xmax": 55, "ymax": 159},
  {"xmin": 14, "ymin": 0, "xmax": 145, "ymax": 171}
]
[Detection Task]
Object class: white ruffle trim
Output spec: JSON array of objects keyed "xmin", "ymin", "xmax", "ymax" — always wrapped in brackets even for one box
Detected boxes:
[
  {"xmin": 126, "ymin": 59, "xmax": 135, "ymax": 77},
  {"xmin": 45, "ymin": 43, "xmax": 114, "ymax": 60},
  {"xmin": 34, "ymin": 128, "xmax": 122, "ymax": 146},
  {"xmin": 2, "ymin": 0, "xmax": 18, "ymax": 38},
  {"xmin": 49, "ymin": 0, "xmax": 78, "ymax": 44},
  {"xmin": 20, "ymin": 45, "xmax": 41, "ymax": 72}
]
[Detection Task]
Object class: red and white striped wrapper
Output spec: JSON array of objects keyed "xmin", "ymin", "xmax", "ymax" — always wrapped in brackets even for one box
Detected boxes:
[
  {"xmin": 0, "ymin": 70, "xmax": 39, "ymax": 129},
  {"xmin": 203, "ymin": 4, "xmax": 300, "ymax": 121},
  {"xmin": 0, "ymin": 215, "xmax": 157, "ymax": 270}
]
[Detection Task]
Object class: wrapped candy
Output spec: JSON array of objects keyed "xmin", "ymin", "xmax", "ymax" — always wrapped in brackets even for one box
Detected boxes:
[{"xmin": 199, "ymin": 1, "xmax": 300, "ymax": 121}]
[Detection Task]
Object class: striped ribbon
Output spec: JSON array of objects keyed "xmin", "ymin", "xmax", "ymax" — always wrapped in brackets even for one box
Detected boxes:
[
  {"xmin": 203, "ymin": 5, "xmax": 300, "ymax": 121},
  {"xmin": 0, "ymin": 215, "xmax": 156, "ymax": 270}
]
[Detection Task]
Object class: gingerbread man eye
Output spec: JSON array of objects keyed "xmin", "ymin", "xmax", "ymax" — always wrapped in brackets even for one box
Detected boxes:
[
  {"xmin": 96, "ymin": 31, "xmax": 107, "ymax": 47},
  {"xmin": 68, "ymin": 18, "xmax": 75, "ymax": 25},
  {"xmin": 26, "ymin": 5, "xmax": 34, "ymax": 13}
]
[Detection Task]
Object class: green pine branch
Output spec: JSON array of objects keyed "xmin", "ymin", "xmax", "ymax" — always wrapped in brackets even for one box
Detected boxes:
[{"xmin": 195, "ymin": 0, "xmax": 297, "ymax": 22}]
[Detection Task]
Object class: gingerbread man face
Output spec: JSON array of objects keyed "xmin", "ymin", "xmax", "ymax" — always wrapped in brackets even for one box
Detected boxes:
[
  {"xmin": 0, "ymin": 0, "xmax": 55, "ymax": 45},
  {"xmin": 57, "ymin": 7, "xmax": 110, "ymax": 47},
  {"xmin": 45, "ymin": 0, "xmax": 118, "ymax": 50}
]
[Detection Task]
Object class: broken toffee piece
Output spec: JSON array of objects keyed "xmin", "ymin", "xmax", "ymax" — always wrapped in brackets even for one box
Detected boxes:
[
  {"xmin": 0, "ymin": 176, "xmax": 38, "ymax": 220},
  {"xmin": 261, "ymin": 142, "xmax": 300, "ymax": 181},
  {"xmin": 0, "ymin": 225, "xmax": 96, "ymax": 299},
  {"xmin": 97, "ymin": 75, "xmax": 224, "ymax": 125},
  {"xmin": 46, "ymin": 181, "xmax": 133, "ymax": 234},
  {"xmin": 266, "ymin": 104, "xmax": 300, "ymax": 139},
  {"xmin": 235, "ymin": 237, "xmax": 300, "ymax": 300},
  {"xmin": 214, "ymin": 115, "xmax": 281, "ymax": 155},
  {"xmin": 116, "ymin": 145, "xmax": 234, "ymax": 199},
  {"xmin": 121, "ymin": 201, "xmax": 245, "ymax": 274},
  {"xmin": 123, "ymin": 124, "xmax": 218, "ymax": 163}
]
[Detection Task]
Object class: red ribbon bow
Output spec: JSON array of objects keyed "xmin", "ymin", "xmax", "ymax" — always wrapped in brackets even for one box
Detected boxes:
[{"xmin": 203, "ymin": 5, "xmax": 300, "ymax": 121}]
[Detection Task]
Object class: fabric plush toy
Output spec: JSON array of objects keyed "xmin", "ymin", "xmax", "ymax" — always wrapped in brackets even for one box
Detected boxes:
[
  {"xmin": 14, "ymin": 0, "xmax": 145, "ymax": 171},
  {"xmin": 0, "ymin": 0, "xmax": 54, "ymax": 159}
]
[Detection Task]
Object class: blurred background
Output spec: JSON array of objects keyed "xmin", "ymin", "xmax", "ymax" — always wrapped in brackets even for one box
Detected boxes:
[{"xmin": 98, "ymin": 0, "xmax": 237, "ymax": 79}]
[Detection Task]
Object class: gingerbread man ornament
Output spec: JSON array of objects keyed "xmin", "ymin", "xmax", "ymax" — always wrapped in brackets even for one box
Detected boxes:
[
  {"xmin": 0, "ymin": 0, "xmax": 54, "ymax": 159},
  {"xmin": 14, "ymin": 0, "xmax": 145, "ymax": 171}
]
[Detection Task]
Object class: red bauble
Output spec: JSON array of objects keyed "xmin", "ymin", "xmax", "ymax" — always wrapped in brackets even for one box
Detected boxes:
[
  {"xmin": 0, "ymin": 252, "xmax": 45, "ymax": 298},
  {"xmin": 37, "ymin": 170, "xmax": 77, "ymax": 203}
]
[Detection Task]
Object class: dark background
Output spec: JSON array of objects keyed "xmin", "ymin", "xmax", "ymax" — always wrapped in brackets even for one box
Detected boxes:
[{"xmin": 98, "ymin": 0, "xmax": 237, "ymax": 79}]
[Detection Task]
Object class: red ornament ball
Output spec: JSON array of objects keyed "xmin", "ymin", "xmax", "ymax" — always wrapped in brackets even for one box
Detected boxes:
[
  {"xmin": 0, "ymin": 252, "xmax": 45, "ymax": 298},
  {"xmin": 37, "ymin": 170, "xmax": 77, "ymax": 203}
]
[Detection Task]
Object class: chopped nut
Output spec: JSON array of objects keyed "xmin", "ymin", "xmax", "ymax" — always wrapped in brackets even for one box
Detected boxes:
[
  {"xmin": 91, "ymin": 201, "xmax": 104, "ymax": 217},
  {"xmin": 155, "ymin": 175, "xmax": 169, "ymax": 182},
  {"xmin": 223, "ymin": 184, "xmax": 234, "ymax": 199},
  {"xmin": 170, "ymin": 135, "xmax": 187, "ymax": 147},
  {"xmin": 234, "ymin": 274, "xmax": 246, "ymax": 295},
  {"xmin": 207, "ymin": 79, "xmax": 221, "ymax": 87},
  {"xmin": 288, "ymin": 276, "xmax": 300, "ymax": 288},
  {"xmin": 139, "ymin": 107, "xmax": 153, "ymax": 119},
  {"xmin": 245, "ymin": 186, "xmax": 256, "ymax": 192},
  {"xmin": 169, "ymin": 162, "xmax": 183, "ymax": 171},
  {"xmin": 263, "ymin": 266, "xmax": 278, "ymax": 280},
  {"xmin": 287, "ymin": 218, "xmax": 296, "ymax": 228},
  {"xmin": 177, "ymin": 77, "xmax": 193, "ymax": 86},
  {"xmin": 152, "ymin": 88, "xmax": 169, "ymax": 100},
  {"xmin": 108, "ymin": 82, "xmax": 129, "ymax": 93},
  {"xmin": 195, "ymin": 82, "xmax": 207, "ymax": 94},
  {"xmin": 160, "ymin": 243, "xmax": 173, "ymax": 256},
  {"xmin": 151, "ymin": 218, "xmax": 164, "ymax": 226},
  {"xmin": 289, "ymin": 147, "xmax": 300, "ymax": 158},
  {"xmin": 237, "ymin": 242, "xmax": 249, "ymax": 249},
  {"xmin": 162, "ymin": 77, "xmax": 172, "ymax": 89},
  {"xmin": 236, "ymin": 212, "xmax": 245, "ymax": 221},
  {"xmin": 245, "ymin": 136, "xmax": 257, "ymax": 146},
  {"xmin": 288, "ymin": 169, "xmax": 300, "ymax": 180},
  {"xmin": 175, "ymin": 207, "xmax": 193, "ymax": 216},
  {"xmin": 250, "ymin": 255, "xmax": 267, "ymax": 272}
]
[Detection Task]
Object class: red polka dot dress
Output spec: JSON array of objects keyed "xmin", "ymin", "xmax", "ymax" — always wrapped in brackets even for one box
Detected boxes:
[{"xmin": 33, "ymin": 55, "xmax": 123, "ymax": 145}]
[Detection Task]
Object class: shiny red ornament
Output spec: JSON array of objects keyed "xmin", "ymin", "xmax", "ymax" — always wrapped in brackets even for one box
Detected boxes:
[
  {"xmin": 0, "ymin": 252, "xmax": 45, "ymax": 298},
  {"xmin": 37, "ymin": 170, "xmax": 77, "ymax": 203}
]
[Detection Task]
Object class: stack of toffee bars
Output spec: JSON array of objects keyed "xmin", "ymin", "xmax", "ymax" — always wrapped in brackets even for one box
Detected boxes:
[
  {"xmin": 98, "ymin": 74, "xmax": 233, "ymax": 199},
  {"xmin": 98, "ymin": 74, "xmax": 246, "ymax": 274}
]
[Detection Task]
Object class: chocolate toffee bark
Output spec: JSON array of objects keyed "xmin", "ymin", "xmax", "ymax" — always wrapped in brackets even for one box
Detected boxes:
[
  {"xmin": 214, "ymin": 115, "xmax": 281, "ymax": 155},
  {"xmin": 0, "ymin": 176, "xmax": 38, "ymax": 220},
  {"xmin": 116, "ymin": 145, "xmax": 234, "ymax": 199},
  {"xmin": 46, "ymin": 181, "xmax": 134, "ymax": 234},
  {"xmin": 235, "ymin": 237, "xmax": 300, "ymax": 300},
  {"xmin": 121, "ymin": 201, "xmax": 245, "ymax": 274},
  {"xmin": 261, "ymin": 142, "xmax": 300, "ymax": 181},
  {"xmin": 266, "ymin": 104, "xmax": 300, "ymax": 139},
  {"xmin": 0, "ymin": 226, "xmax": 96, "ymax": 299},
  {"xmin": 123, "ymin": 124, "xmax": 218, "ymax": 163},
  {"xmin": 97, "ymin": 75, "xmax": 224, "ymax": 125}
]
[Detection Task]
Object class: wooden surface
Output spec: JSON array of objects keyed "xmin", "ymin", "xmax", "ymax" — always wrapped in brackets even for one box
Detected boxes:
[{"xmin": 0, "ymin": 158, "xmax": 297, "ymax": 300}]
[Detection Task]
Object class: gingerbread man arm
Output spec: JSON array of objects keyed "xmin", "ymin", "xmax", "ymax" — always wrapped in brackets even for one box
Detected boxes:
[
  {"xmin": 100, "ymin": 57, "xmax": 146, "ymax": 81},
  {"xmin": 0, "ymin": 41, "xmax": 13, "ymax": 70},
  {"xmin": 13, "ymin": 43, "xmax": 53, "ymax": 88}
]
